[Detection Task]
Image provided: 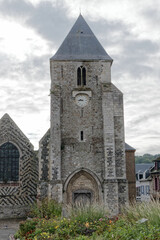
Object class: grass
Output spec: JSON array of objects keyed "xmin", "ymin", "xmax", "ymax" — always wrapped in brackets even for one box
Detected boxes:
[
  {"xmin": 28, "ymin": 198, "xmax": 62, "ymax": 219},
  {"xmin": 122, "ymin": 199, "xmax": 160, "ymax": 225},
  {"xmin": 69, "ymin": 203, "xmax": 109, "ymax": 223}
]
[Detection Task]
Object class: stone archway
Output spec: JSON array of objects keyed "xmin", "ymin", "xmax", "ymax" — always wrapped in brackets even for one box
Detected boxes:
[{"xmin": 64, "ymin": 169, "xmax": 101, "ymax": 205}]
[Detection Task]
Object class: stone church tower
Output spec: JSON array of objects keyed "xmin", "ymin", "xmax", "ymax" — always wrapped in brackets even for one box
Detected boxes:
[{"xmin": 39, "ymin": 14, "xmax": 128, "ymax": 215}]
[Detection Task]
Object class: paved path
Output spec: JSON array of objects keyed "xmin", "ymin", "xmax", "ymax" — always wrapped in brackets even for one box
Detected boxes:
[{"xmin": 0, "ymin": 219, "xmax": 22, "ymax": 240}]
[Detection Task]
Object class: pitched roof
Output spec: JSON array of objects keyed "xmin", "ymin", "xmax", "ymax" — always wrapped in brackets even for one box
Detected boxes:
[
  {"xmin": 51, "ymin": 14, "xmax": 112, "ymax": 61},
  {"xmin": 125, "ymin": 143, "xmax": 136, "ymax": 151},
  {"xmin": 135, "ymin": 164, "xmax": 154, "ymax": 173},
  {"xmin": 0, "ymin": 113, "xmax": 34, "ymax": 148}
]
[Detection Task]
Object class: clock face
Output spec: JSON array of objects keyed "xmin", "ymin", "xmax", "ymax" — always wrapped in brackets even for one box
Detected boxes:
[{"xmin": 75, "ymin": 94, "xmax": 89, "ymax": 107}]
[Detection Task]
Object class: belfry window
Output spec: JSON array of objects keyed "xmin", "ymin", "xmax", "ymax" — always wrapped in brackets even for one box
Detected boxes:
[
  {"xmin": 0, "ymin": 142, "xmax": 19, "ymax": 182},
  {"xmin": 77, "ymin": 66, "xmax": 86, "ymax": 86}
]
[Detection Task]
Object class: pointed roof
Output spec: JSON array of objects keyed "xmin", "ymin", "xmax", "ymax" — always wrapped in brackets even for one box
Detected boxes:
[
  {"xmin": 0, "ymin": 113, "xmax": 34, "ymax": 148},
  {"xmin": 51, "ymin": 14, "xmax": 112, "ymax": 61},
  {"xmin": 125, "ymin": 143, "xmax": 136, "ymax": 151}
]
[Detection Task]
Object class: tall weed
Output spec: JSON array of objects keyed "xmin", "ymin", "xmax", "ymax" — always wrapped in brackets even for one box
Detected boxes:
[
  {"xmin": 122, "ymin": 199, "xmax": 160, "ymax": 225},
  {"xmin": 69, "ymin": 203, "xmax": 108, "ymax": 223},
  {"xmin": 29, "ymin": 198, "xmax": 62, "ymax": 219}
]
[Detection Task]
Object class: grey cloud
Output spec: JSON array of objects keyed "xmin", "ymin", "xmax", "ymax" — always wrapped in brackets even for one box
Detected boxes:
[
  {"xmin": 7, "ymin": 102, "xmax": 40, "ymax": 113},
  {"xmin": 0, "ymin": 54, "xmax": 15, "ymax": 77},
  {"xmin": 0, "ymin": 53, "xmax": 50, "ymax": 84},
  {"xmin": 0, "ymin": 0, "xmax": 72, "ymax": 49},
  {"xmin": 0, "ymin": 56, "xmax": 50, "ymax": 116},
  {"xmin": 26, "ymin": 2, "xmax": 72, "ymax": 46},
  {"xmin": 129, "ymin": 115, "xmax": 150, "ymax": 126},
  {"xmin": 143, "ymin": 7, "xmax": 160, "ymax": 24},
  {"xmin": 0, "ymin": 0, "xmax": 33, "ymax": 19},
  {"xmin": 20, "ymin": 55, "xmax": 51, "ymax": 82},
  {"xmin": 87, "ymin": 18, "xmax": 130, "ymax": 44},
  {"xmin": 126, "ymin": 108, "xmax": 160, "ymax": 127},
  {"xmin": 145, "ymin": 145, "xmax": 160, "ymax": 154},
  {"xmin": 124, "ymin": 39, "xmax": 159, "ymax": 55},
  {"xmin": 89, "ymin": 18, "xmax": 159, "ymax": 81},
  {"xmin": 113, "ymin": 42, "xmax": 159, "ymax": 79}
]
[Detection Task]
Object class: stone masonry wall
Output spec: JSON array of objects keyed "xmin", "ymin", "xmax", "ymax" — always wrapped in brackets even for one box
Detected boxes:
[
  {"xmin": 50, "ymin": 61, "xmax": 112, "ymax": 186},
  {"xmin": 50, "ymin": 60, "xmax": 128, "ymax": 212},
  {"xmin": 0, "ymin": 114, "xmax": 38, "ymax": 219},
  {"xmin": 38, "ymin": 129, "xmax": 50, "ymax": 200},
  {"xmin": 113, "ymin": 84, "xmax": 126, "ymax": 179},
  {"xmin": 102, "ymin": 82, "xmax": 128, "ymax": 214}
]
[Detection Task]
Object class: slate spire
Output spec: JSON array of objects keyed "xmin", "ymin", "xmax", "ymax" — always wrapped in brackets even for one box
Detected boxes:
[{"xmin": 51, "ymin": 14, "xmax": 112, "ymax": 61}]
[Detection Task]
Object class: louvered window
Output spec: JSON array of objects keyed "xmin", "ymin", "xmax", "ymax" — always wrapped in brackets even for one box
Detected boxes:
[
  {"xmin": 77, "ymin": 66, "xmax": 86, "ymax": 86},
  {"xmin": 0, "ymin": 142, "xmax": 19, "ymax": 182}
]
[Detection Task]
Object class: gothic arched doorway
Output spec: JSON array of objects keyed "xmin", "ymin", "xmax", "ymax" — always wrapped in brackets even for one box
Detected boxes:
[{"xmin": 64, "ymin": 169, "xmax": 101, "ymax": 205}]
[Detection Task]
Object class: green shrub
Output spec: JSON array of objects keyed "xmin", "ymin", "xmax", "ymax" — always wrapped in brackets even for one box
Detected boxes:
[
  {"xmin": 15, "ymin": 218, "xmax": 38, "ymax": 239},
  {"xmin": 102, "ymin": 218, "xmax": 160, "ymax": 240},
  {"xmin": 29, "ymin": 198, "xmax": 62, "ymax": 219},
  {"xmin": 15, "ymin": 218, "xmax": 59, "ymax": 240}
]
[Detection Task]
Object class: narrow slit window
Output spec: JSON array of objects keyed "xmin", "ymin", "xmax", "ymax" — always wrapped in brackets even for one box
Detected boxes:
[
  {"xmin": 81, "ymin": 109, "xmax": 83, "ymax": 117},
  {"xmin": 61, "ymin": 98, "xmax": 63, "ymax": 114},
  {"xmin": 61, "ymin": 65, "xmax": 63, "ymax": 78},
  {"xmin": 92, "ymin": 126, "xmax": 94, "ymax": 134},
  {"xmin": 80, "ymin": 131, "xmax": 84, "ymax": 141},
  {"xmin": 95, "ymin": 75, "xmax": 98, "ymax": 86}
]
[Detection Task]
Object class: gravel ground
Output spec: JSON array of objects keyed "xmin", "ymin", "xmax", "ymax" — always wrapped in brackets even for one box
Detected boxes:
[{"xmin": 0, "ymin": 219, "xmax": 23, "ymax": 240}]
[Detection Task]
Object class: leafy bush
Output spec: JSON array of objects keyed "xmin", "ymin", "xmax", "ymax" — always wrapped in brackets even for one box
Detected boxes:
[
  {"xmin": 15, "ymin": 218, "xmax": 38, "ymax": 239},
  {"xmin": 102, "ymin": 218, "xmax": 160, "ymax": 240},
  {"xmin": 29, "ymin": 198, "xmax": 62, "ymax": 219}
]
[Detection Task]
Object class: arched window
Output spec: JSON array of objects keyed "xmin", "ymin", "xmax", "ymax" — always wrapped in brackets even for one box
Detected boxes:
[
  {"xmin": 77, "ymin": 66, "xmax": 86, "ymax": 86},
  {"xmin": 0, "ymin": 142, "xmax": 19, "ymax": 182}
]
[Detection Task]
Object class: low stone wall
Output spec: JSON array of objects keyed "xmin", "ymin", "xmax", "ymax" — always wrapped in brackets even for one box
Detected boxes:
[{"xmin": 0, "ymin": 205, "xmax": 30, "ymax": 219}]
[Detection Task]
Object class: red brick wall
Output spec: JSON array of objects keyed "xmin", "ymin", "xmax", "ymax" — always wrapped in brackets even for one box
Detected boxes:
[{"xmin": 125, "ymin": 150, "xmax": 136, "ymax": 202}]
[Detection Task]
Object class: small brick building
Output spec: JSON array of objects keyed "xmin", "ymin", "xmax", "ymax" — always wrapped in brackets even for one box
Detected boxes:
[{"xmin": 125, "ymin": 143, "xmax": 136, "ymax": 202}]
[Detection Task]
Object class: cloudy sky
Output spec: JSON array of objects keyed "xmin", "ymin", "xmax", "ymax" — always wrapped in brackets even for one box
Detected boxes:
[{"xmin": 0, "ymin": 0, "xmax": 159, "ymax": 155}]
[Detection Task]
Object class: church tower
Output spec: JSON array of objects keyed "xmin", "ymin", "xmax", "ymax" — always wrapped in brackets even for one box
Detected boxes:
[{"xmin": 39, "ymin": 14, "xmax": 128, "ymax": 215}]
